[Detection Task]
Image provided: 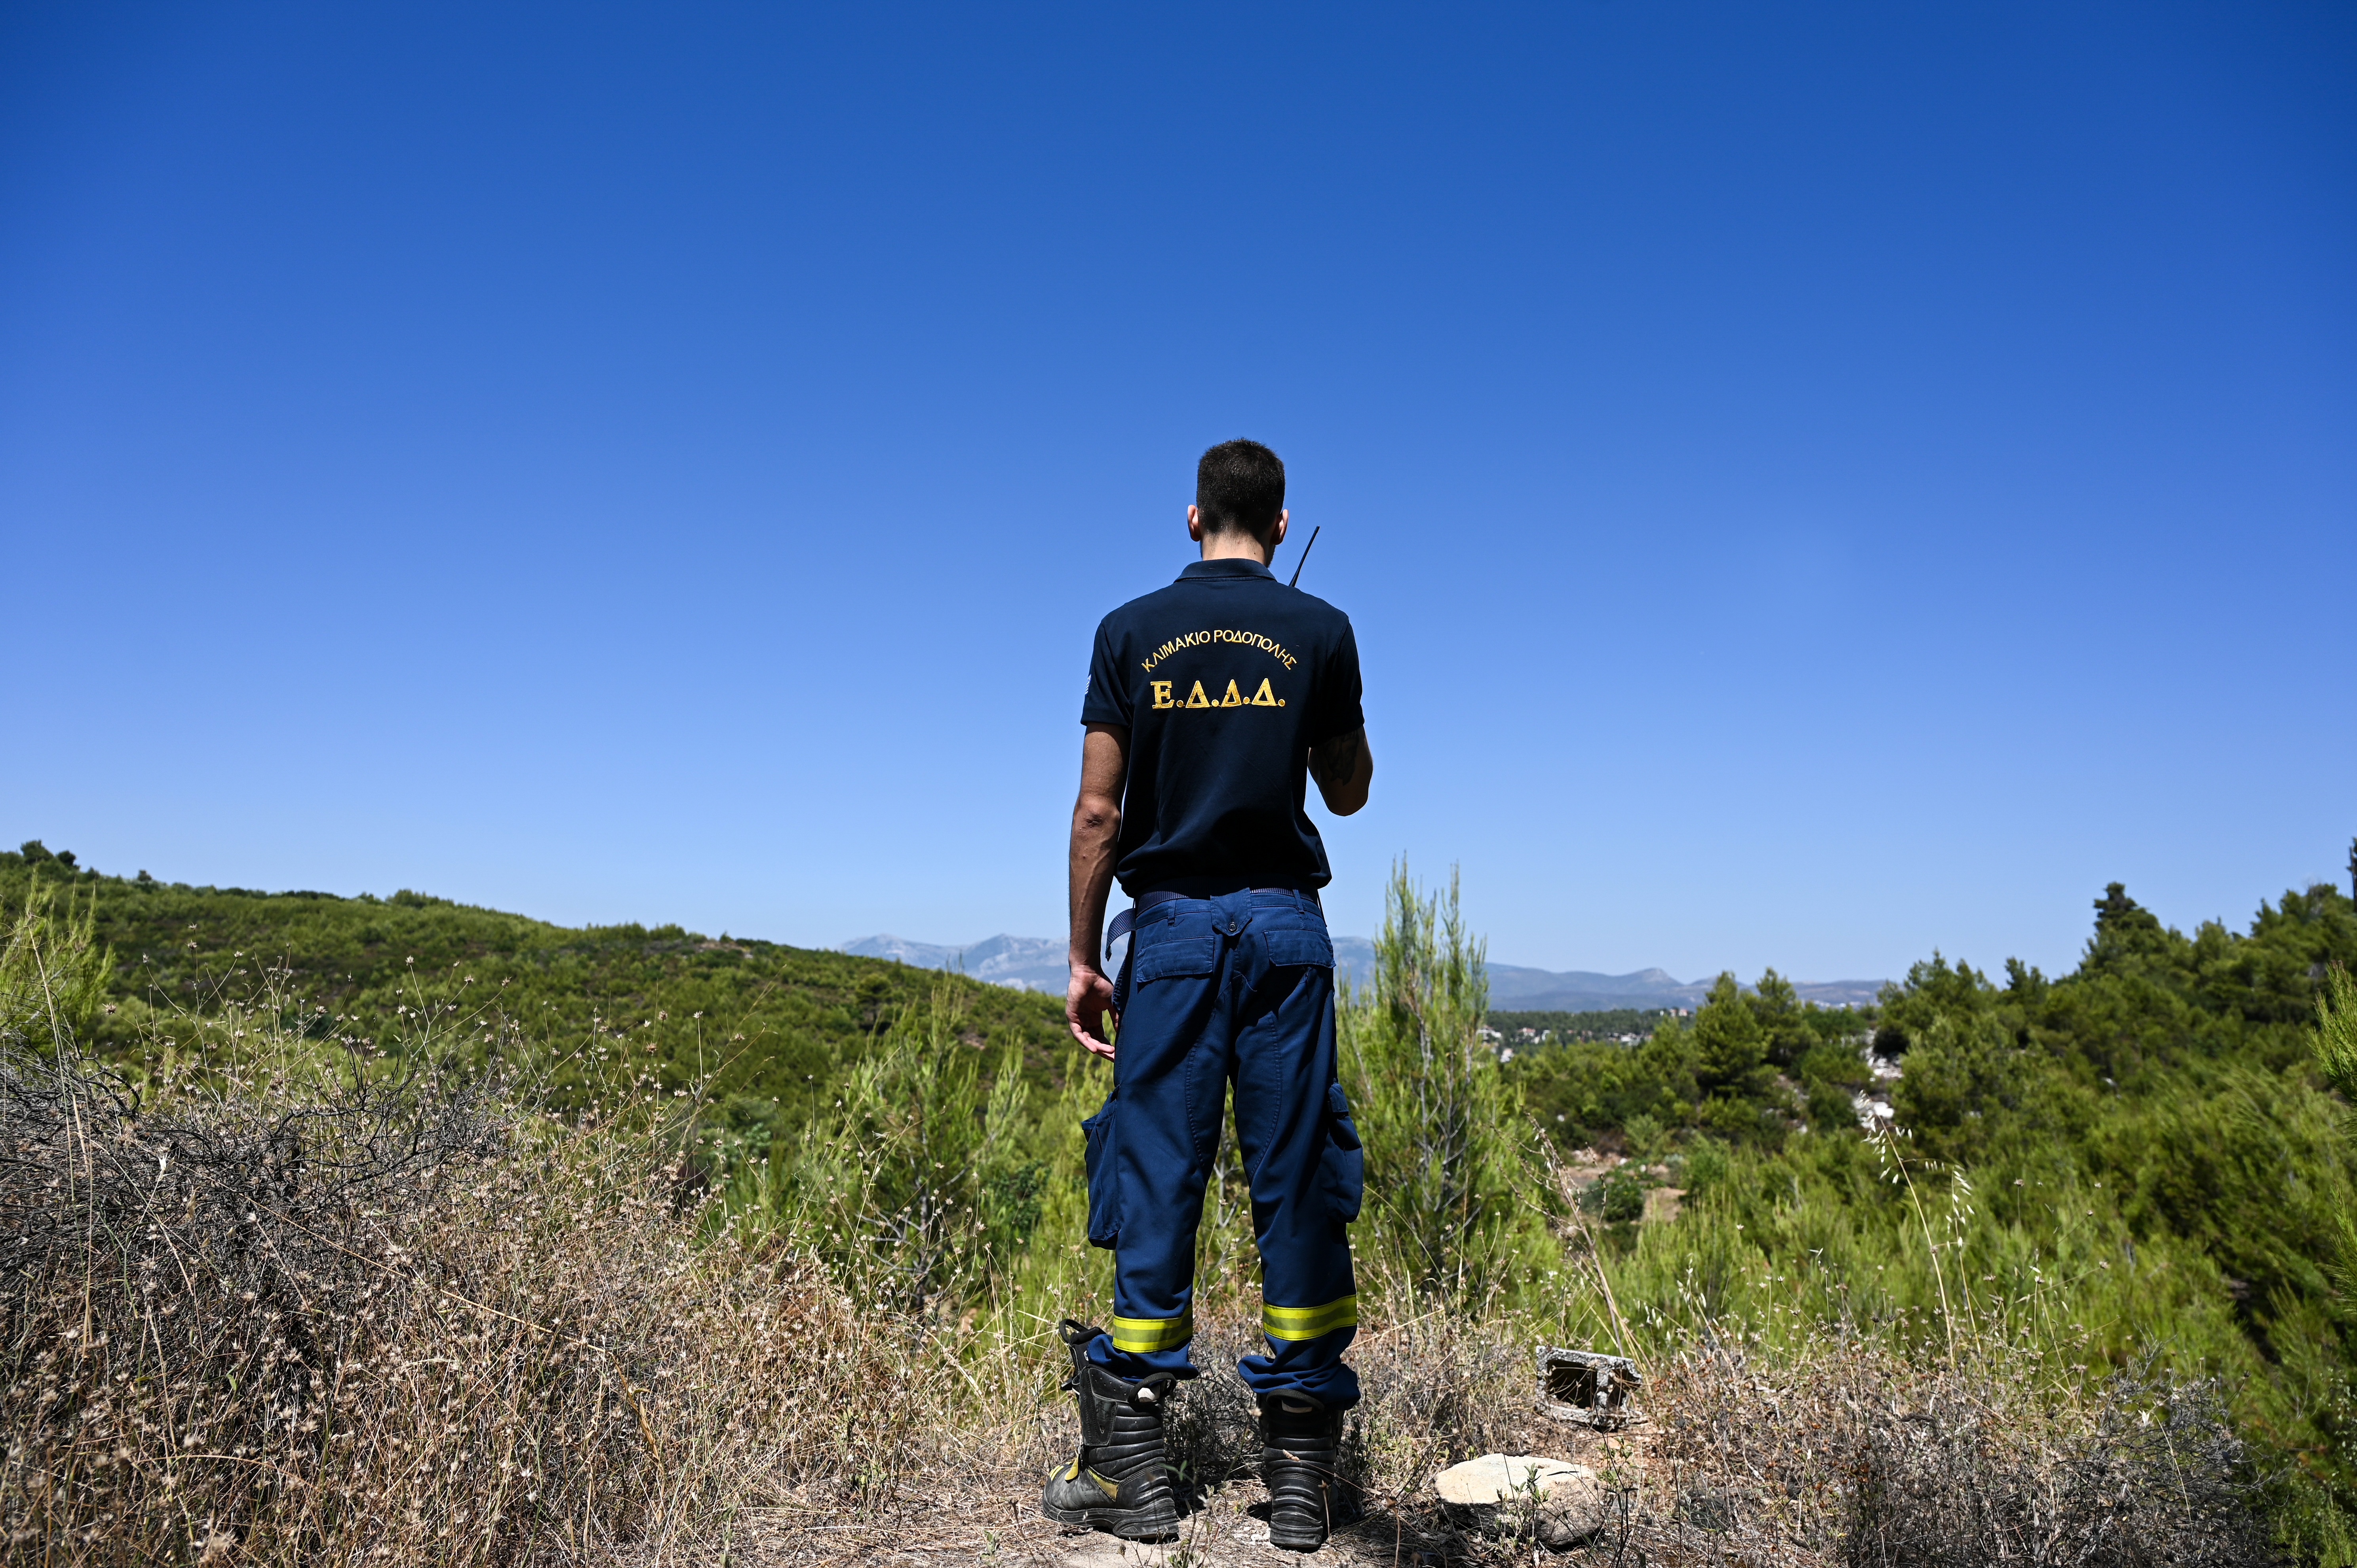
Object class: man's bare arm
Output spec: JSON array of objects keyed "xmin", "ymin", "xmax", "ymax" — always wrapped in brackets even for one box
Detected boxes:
[
  {"xmin": 1067, "ymin": 723, "xmax": 1130, "ymax": 1058},
  {"xmin": 1309, "ymin": 726, "xmax": 1373, "ymax": 816}
]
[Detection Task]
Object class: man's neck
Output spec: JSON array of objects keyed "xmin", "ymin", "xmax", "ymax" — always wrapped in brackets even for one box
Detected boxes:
[{"xmin": 1199, "ymin": 533, "xmax": 1275, "ymax": 566}]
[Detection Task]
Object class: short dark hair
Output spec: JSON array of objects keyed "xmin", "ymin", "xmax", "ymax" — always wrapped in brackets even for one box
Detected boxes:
[{"xmin": 1195, "ymin": 439, "xmax": 1286, "ymax": 541}]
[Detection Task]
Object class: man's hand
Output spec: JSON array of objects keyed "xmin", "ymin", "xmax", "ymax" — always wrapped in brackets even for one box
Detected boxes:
[{"xmin": 1068, "ymin": 964, "xmax": 1118, "ymax": 1059}]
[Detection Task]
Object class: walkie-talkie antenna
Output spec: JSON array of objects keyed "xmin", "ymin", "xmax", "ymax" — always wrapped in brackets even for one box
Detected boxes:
[{"xmin": 1286, "ymin": 525, "xmax": 1321, "ymax": 588}]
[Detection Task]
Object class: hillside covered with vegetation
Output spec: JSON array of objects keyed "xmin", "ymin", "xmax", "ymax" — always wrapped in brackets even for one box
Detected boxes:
[
  {"xmin": 3, "ymin": 838, "xmax": 2353, "ymax": 1563},
  {"xmin": 1, "ymin": 839, "xmax": 1075, "ymax": 1151},
  {"xmin": 1488, "ymin": 1007, "xmax": 1680, "ymax": 1046},
  {"xmin": 1501, "ymin": 872, "xmax": 2357, "ymax": 1558}
]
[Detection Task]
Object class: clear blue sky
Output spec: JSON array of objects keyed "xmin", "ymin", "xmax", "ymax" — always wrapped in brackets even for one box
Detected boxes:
[{"xmin": 4, "ymin": 2, "xmax": 2351, "ymax": 983}]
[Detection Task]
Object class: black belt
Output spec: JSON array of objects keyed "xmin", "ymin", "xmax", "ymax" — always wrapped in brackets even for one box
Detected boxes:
[{"xmin": 1105, "ymin": 886, "xmax": 1319, "ymax": 961}]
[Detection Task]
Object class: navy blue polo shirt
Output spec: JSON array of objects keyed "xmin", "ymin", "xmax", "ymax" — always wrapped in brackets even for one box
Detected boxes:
[{"xmin": 1082, "ymin": 557, "xmax": 1364, "ymax": 895}]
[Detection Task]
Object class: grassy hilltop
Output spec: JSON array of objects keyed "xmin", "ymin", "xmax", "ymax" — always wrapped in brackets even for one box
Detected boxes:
[
  {"xmin": 1, "ymin": 840, "xmax": 1074, "ymax": 1150},
  {"xmin": 3, "ymin": 838, "xmax": 2355, "ymax": 1564}
]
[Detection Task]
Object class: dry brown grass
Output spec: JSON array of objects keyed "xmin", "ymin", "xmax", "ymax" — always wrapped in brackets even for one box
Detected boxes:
[
  {"xmin": 1539, "ymin": 1338, "xmax": 2272, "ymax": 1568},
  {"xmin": 0, "ymin": 1011, "xmax": 919, "ymax": 1565}
]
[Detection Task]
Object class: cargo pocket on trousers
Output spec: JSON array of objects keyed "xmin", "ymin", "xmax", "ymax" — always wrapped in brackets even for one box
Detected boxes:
[
  {"xmin": 1262, "ymin": 927, "xmax": 1335, "ymax": 971},
  {"xmin": 1082, "ymin": 1094, "xmax": 1120, "ymax": 1249},
  {"xmin": 1132, "ymin": 934, "xmax": 1220, "ymax": 986},
  {"xmin": 1319, "ymin": 1082, "xmax": 1364, "ymax": 1224}
]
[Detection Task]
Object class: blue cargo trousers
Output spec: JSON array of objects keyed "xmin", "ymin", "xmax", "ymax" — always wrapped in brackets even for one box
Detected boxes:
[{"xmin": 1081, "ymin": 888, "xmax": 1364, "ymax": 1408}]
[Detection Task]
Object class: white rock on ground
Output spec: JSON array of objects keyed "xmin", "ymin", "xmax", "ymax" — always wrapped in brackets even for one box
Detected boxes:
[{"xmin": 1432, "ymin": 1454, "xmax": 1606, "ymax": 1549}]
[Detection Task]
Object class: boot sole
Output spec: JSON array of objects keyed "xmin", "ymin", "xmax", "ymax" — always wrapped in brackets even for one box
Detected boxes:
[{"xmin": 1040, "ymin": 1500, "xmax": 1181, "ymax": 1542}]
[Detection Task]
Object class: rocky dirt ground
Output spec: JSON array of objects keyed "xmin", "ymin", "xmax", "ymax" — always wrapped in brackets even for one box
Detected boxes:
[
  {"xmin": 738, "ymin": 1484, "xmax": 1467, "ymax": 1566},
  {"xmin": 733, "ymin": 1422, "xmax": 1632, "ymax": 1567}
]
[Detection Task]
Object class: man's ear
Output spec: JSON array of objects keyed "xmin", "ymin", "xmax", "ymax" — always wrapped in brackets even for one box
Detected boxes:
[
  {"xmin": 1186, "ymin": 504, "xmax": 1205, "ymax": 543},
  {"xmin": 1271, "ymin": 509, "xmax": 1288, "ymax": 550}
]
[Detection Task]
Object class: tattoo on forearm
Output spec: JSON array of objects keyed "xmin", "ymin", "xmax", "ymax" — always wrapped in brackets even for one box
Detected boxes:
[{"xmin": 1312, "ymin": 731, "xmax": 1360, "ymax": 790}]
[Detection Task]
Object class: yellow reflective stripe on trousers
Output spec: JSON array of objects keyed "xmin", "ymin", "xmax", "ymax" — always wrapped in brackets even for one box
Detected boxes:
[
  {"xmin": 1261, "ymin": 1294, "xmax": 1357, "ymax": 1342},
  {"xmin": 1108, "ymin": 1311, "xmax": 1193, "ymax": 1353}
]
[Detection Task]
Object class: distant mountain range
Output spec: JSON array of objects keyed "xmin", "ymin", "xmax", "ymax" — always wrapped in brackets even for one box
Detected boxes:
[
  {"xmin": 839, "ymin": 931, "xmax": 1885, "ymax": 1011},
  {"xmin": 838, "ymin": 933, "xmax": 1071, "ymax": 992}
]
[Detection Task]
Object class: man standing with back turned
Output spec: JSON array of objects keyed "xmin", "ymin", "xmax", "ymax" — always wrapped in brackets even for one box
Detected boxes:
[{"xmin": 1040, "ymin": 440, "xmax": 1375, "ymax": 1551}]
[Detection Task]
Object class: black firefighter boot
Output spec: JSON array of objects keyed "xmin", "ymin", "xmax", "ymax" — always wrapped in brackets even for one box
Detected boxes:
[
  {"xmin": 1259, "ymin": 1393, "xmax": 1349, "ymax": 1552},
  {"xmin": 1038, "ymin": 1319, "xmax": 1181, "ymax": 1541}
]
